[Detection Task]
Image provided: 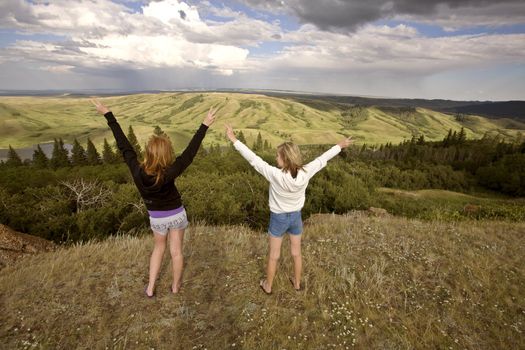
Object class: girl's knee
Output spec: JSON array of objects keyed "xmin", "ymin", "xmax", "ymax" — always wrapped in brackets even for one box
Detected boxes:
[
  {"xmin": 170, "ymin": 248, "xmax": 183, "ymax": 259},
  {"xmin": 154, "ymin": 239, "xmax": 167, "ymax": 250},
  {"xmin": 290, "ymin": 249, "xmax": 301, "ymax": 258},
  {"xmin": 269, "ymin": 251, "xmax": 281, "ymax": 261}
]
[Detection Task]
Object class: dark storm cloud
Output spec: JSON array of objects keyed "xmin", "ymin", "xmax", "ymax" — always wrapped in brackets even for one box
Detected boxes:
[{"xmin": 237, "ymin": 0, "xmax": 525, "ymax": 31}]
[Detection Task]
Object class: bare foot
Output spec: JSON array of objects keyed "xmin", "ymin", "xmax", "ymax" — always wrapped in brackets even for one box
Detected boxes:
[
  {"xmin": 145, "ymin": 285, "xmax": 155, "ymax": 298},
  {"xmin": 289, "ymin": 276, "xmax": 303, "ymax": 291},
  {"xmin": 260, "ymin": 279, "xmax": 272, "ymax": 295},
  {"xmin": 171, "ymin": 280, "xmax": 183, "ymax": 294}
]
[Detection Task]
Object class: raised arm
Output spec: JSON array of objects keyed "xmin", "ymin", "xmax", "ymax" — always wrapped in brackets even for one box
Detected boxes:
[
  {"xmin": 92, "ymin": 99, "xmax": 139, "ymax": 170},
  {"xmin": 168, "ymin": 107, "xmax": 217, "ymax": 178},
  {"xmin": 303, "ymin": 136, "xmax": 353, "ymax": 179},
  {"xmin": 225, "ymin": 124, "xmax": 279, "ymax": 182}
]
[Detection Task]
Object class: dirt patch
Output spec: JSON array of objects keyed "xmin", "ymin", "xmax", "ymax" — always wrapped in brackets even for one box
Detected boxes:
[{"xmin": 0, "ymin": 224, "xmax": 56, "ymax": 269}]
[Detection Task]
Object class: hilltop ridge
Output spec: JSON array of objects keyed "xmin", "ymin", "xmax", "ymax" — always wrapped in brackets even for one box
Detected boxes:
[{"xmin": 1, "ymin": 213, "xmax": 523, "ymax": 349}]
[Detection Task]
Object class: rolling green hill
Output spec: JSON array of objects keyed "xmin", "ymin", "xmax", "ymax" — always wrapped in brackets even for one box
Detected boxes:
[{"xmin": 0, "ymin": 92, "xmax": 524, "ymax": 151}]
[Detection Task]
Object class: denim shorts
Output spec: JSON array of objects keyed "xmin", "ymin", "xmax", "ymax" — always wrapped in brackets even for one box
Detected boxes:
[
  {"xmin": 268, "ymin": 211, "xmax": 303, "ymax": 238},
  {"xmin": 149, "ymin": 207, "xmax": 189, "ymax": 235}
]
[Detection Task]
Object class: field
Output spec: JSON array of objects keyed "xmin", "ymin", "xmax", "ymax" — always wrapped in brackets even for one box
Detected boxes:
[
  {"xmin": 374, "ymin": 188, "xmax": 525, "ymax": 221},
  {"xmin": 1, "ymin": 92, "xmax": 524, "ymax": 349},
  {"xmin": 0, "ymin": 213, "xmax": 524, "ymax": 349},
  {"xmin": 1, "ymin": 93, "xmax": 524, "ymax": 151}
]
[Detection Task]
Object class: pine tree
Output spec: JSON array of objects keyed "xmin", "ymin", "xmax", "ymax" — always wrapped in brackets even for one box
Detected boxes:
[
  {"xmin": 32, "ymin": 145, "xmax": 48, "ymax": 168},
  {"xmin": 59, "ymin": 139, "xmax": 70, "ymax": 164},
  {"xmin": 102, "ymin": 138, "xmax": 117, "ymax": 164},
  {"xmin": 153, "ymin": 125, "xmax": 165, "ymax": 136},
  {"xmin": 451, "ymin": 131, "xmax": 458, "ymax": 145},
  {"xmin": 6, "ymin": 145, "xmax": 22, "ymax": 167},
  {"xmin": 417, "ymin": 135, "xmax": 425, "ymax": 145},
  {"xmin": 253, "ymin": 132, "xmax": 263, "ymax": 151},
  {"xmin": 237, "ymin": 131, "xmax": 246, "ymax": 144},
  {"xmin": 263, "ymin": 139, "xmax": 269, "ymax": 150},
  {"xmin": 127, "ymin": 125, "xmax": 142, "ymax": 158},
  {"xmin": 86, "ymin": 138, "xmax": 101, "ymax": 165},
  {"xmin": 71, "ymin": 138, "xmax": 87, "ymax": 166},
  {"xmin": 50, "ymin": 138, "xmax": 70, "ymax": 168},
  {"xmin": 443, "ymin": 129, "xmax": 452, "ymax": 147},
  {"xmin": 458, "ymin": 127, "xmax": 466, "ymax": 144}
]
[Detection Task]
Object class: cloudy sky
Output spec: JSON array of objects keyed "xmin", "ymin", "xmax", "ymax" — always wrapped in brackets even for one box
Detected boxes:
[{"xmin": 0, "ymin": 0, "xmax": 524, "ymax": 100}]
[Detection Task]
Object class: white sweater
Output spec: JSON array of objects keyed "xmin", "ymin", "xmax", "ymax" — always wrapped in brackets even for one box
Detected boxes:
[{"xmin": 233, "ymin": 140, "xmax": 342, "ymax": 213}]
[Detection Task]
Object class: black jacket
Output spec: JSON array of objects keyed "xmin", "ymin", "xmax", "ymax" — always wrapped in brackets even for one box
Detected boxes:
[{"xmin": 105, "ymin": 112, "xmax": 208, "ymax": 210}]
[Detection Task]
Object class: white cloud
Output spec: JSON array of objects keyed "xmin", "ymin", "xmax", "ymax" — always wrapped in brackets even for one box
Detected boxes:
[
  {"xmin": 256, "ymin": 24, "xmax": 525, "ymax": 75},
  {"xmin": 0, "ymin": 0, "xmax": 274, "ymax": 74},
  {"xmin": 41, "ymin": 65, "xmax": 75, "ymax": 73},
  {"xmin": 0, "ymin": 0, "xmax": 523, "ymax": 99},
  {"xmin": 143, "ymin": 0, "xmax": 201, "ymax": 26}
]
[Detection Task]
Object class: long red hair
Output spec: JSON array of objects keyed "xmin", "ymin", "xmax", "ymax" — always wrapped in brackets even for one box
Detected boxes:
[{"xmin": 142, "ymin": 134, "xmax": 174, "ymax": 185}]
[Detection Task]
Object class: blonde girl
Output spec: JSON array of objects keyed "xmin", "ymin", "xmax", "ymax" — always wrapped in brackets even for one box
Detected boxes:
[{"xmin": 225, "ymin": 124, "xmax": 352, "ymax": 294}]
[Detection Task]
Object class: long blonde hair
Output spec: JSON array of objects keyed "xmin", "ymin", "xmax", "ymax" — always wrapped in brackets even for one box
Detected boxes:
[
  {"xmin": 277, "ymin": 142, "xmax": 304, "ymax": 178},
  {"xmin": 142, "ymin": 134, "xmax": 174, "ymax": 185}
]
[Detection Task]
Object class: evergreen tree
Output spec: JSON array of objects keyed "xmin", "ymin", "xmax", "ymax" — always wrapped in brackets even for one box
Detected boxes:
[
  {"xmin": 153, "ymin": 125, "xmax": 165, "ymax": 136},
  {"xmin": 59, "ymin": 139, "xmax": 70, "ymax": 164},
  {"xmin": 458, "ymin": 127, "xmax": 467, "ymax": 144},
  {"xmin": 32, "ymin": 145, "xmax": 48, "ymax": 168},
  {"xmin": 263, "ymin": 139, "xmax": 270, "ymax": 150},
  {"xmin": 417, "ymin": 135, "xmax": 425, "ymax": 145},
  {"xmin": 86, "ymin": 138, "xmax": 101, "ymax": 165},
  {"xmin": 50, "ymin": 138, "xmax": 70, "ymax": 168},
  {"xmin": 451, "ymin": 131, "xmax": 458, "ymax": 145},
  {"xmin": 253, "ymin": 132, "xmax": 263, "ymax": 151},
  {"xmin": 237, "ymin": 130, "xmax": 246, "ymax": 144},
  {"xmin": 102, "ymin": 138, "xmax": 117, "ymax": 164},
  {"xmin": 127, "ymin": 125, "xmax": 142, "ymax": 158},
  {"xmin": 71, "ymin": 138, "xmax": 87, "ymax": 166},
  {"xmin": 6, "ymin": 145, "xmax": 22, "ymax": 167},
  {"xmin": 443, "ymin": 129, "xmax": 452, "ymax": 147}
]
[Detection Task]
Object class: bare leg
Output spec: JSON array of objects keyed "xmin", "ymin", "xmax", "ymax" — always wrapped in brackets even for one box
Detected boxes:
[
  {"xmin": 262, "ymin": 235, "xmax": 283, "ymax": 293},
  {"xmin": 289, "ymin": 234, "xmax": 302, "ymax": 289},
  {"xmin": 169, "ymin": 228, "xmax": 185, "ymax": 293},
  {"xmin": 146, "ymin": 231, "xmax": 167, "ymax": 296}
]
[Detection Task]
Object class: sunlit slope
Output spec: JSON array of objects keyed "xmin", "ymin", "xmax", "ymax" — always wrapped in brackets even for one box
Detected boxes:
[
  {"xmin": 0, "ymin": 93, "xmax": 523, "ymax": 150},
  {"xmin": 1, "ymin": 214, "xmax": 524, "ymax": 349}
]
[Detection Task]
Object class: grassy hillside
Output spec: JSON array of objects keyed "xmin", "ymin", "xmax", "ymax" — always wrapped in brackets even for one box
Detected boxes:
[
  {"xmin": 374, "ymin": 188, "xmax": 525, "ymax": 221},
  {"xmin": 1, "ymin": 93, "xmax": 524, "ymax": 150},
  {"xmin": 1, "ymin": 213, "xmax": 523, "ymax": 349}
]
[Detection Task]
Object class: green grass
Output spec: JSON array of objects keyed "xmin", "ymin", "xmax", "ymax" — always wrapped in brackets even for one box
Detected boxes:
[
  {"xmin": 374, "ymin": 188, "xmax": 525, "ymax": 221},
  {"xmin": 1, "ymin": 93, "xmax": 524, "ymax": 150},
  {"xmin": 1, "ymin": 213, "xmax": 524, "ymax": 349}
]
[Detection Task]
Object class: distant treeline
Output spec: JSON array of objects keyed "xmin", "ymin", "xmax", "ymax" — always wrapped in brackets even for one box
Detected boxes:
[{"xmin": 1, "ymin": 127, "xmax": 524, "ymax": 243}]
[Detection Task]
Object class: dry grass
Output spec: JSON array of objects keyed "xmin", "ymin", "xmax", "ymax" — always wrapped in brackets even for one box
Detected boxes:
[{"xmin": 0, "ymin": 213, "xmax": 524, "ymax": 349}]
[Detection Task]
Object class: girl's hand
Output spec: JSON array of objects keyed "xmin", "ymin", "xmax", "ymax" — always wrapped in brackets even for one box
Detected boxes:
[
  {"xmin": 203, "ymin": 107, "xmax": 218, "ymax": 126},
  {"xmin": 91, "ymin": 99, "xmax": 110, "ymax": 115},
  {"xmin": 337, "ymin": 136, "xmax": 353, "ymax": 149},
  {"xmin": 224, "ymin": 124, "xmax": 237, "ymax": 143}
]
